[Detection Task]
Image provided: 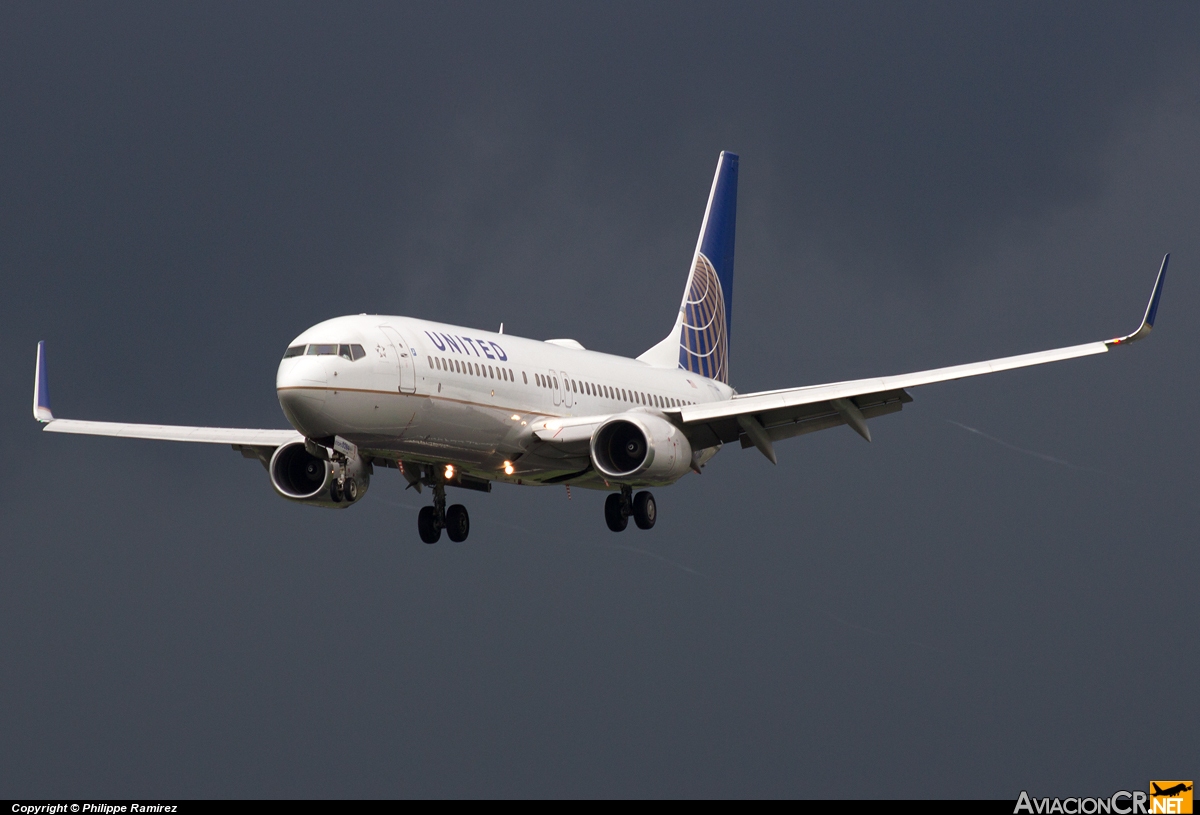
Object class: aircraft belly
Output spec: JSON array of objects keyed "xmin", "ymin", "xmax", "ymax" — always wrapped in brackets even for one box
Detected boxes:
[{"xmin": 329, "ymin": 388, "xmax": 518, "ymax": 468}]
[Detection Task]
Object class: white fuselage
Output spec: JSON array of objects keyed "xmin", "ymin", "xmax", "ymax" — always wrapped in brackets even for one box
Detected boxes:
[{"xmin": 276, "ymin": 315, "xmax": 733, "ymax": 488}]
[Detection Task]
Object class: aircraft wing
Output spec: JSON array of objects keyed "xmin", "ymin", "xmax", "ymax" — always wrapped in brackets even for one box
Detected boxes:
[
  {"xmin": 41, "ymin": 419, "xmax": 298, "ymax": 446},
  {"xmin": 33, "ymin": 341, "xmax": 299, "ymax": 456},
  {"xmin": 675, "ymin": 255, "xmax": 1168, "ymax": 463}
]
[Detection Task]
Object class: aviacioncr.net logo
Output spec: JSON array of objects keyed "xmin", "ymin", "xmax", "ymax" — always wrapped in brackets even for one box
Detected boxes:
[{"xmin": 1015, "ymin": 783, "xmax": 1193, "ymax": 815}]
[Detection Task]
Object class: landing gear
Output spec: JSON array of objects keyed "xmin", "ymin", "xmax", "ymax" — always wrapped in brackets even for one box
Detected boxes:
[
  {"xmin": 327, "ymin": 458, "xmax": 358, "ymax": 504},
  {"xmin": 418, "ymin": 506, "xmax": 440, "ymax": 544},
  {"xmin": 604, "ymin": 493, "xmax": 628, "ymax": 532},
  {"xmin": 446, "ymin": 504, "xmax": 470, "ymax": 542},
  {"xmin": 633, "ymin": 491, "xmax": 656, "ymax": 529},
  {"xmin": 604, "ymin": 486, "xmax": 656, "ymax": 532},
  {"xmin": 416, "ymin": 481, "xmax": 471, "ymax": 543}
]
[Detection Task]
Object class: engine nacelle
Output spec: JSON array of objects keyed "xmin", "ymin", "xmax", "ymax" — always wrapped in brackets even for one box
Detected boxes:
[
  {"xmin": 590, "ymin": 413, "xmax": 693, "ymax": 485},
  {"xmin": 269, "ymin": 441, "xmax": 371, "ymax": 508}
]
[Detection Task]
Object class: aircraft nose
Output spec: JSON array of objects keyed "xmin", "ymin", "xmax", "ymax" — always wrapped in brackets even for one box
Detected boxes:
[{"xmin": 277, "ymin": 357, "xmax": 330, "ymax": 436}]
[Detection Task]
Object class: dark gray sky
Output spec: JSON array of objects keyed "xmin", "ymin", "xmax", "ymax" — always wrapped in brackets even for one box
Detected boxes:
[{"xmin": 2, "ymin": 1, "xmax": 1197, "ymax": 798}]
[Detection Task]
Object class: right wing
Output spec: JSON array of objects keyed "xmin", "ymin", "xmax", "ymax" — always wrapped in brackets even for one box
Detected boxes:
[
  {"xmin": 674, "ymin": 255, "xmax": 1169, "ymax": 462},
  {"xmin": 33, "ymin": 341, "xmax": 299, "ymax": 461}
]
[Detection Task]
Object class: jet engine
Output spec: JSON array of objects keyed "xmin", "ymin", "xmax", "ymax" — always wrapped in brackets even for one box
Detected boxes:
[
  {"xmin": 269, "ymin": 440, "xmax": 371, "ymax": 507},
  {"xmin": 590, "ymin": 413, "xmax": 693, "ymax": 484}
]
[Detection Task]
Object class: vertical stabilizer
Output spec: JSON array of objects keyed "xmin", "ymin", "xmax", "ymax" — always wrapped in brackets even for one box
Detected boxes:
[{"xmin": 638, "ymin": 151, "xmax": 738, "ymax": 384}]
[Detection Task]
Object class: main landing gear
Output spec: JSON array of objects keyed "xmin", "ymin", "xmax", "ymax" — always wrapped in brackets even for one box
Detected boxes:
[
  {"xmin": 417, "ymin": 481, "xmax": 470, "ymax": 544},
  {"xmin": 604, "ymin": 485, "xmax": 656, "ymax": 532},
  {"xmin": 328, "ymin": 459, "xmax": 359, "ymax": 504}
]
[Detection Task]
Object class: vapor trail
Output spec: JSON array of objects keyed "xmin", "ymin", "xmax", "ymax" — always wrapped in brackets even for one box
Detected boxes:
[{"xmin": 945, "ymin": 420, "xmax": 1129, "ymax": 482}]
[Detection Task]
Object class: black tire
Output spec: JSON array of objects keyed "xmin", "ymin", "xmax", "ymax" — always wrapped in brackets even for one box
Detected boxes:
[
  {"xmin": 418, "ymin": 506, "xmax": 440, "ymax": 544},
  {"xmin": 604, "ymin": 493, "xmax": 628, "ymax": 532},
  {"xmin": 330, "ymin": 481, "xmax": 343, "ymax": 503},
  {"xmin": 633, "ymin": 491, "xmax": 656, "ymax": 530},
  {"xmin": 446, "ymin": 504, "xmax": 470, "ymax": 542},
  {"xmin": 344, "ymin": 478, "xmax": 359, "ymax": 502}
]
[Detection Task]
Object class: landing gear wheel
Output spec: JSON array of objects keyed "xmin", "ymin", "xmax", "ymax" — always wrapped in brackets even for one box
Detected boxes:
[
  {"xmin": 330, "ymin": 481, "xmax": 343, "ymax": 503},
  {"xmin": 343, "ymin": 478, "xmax": 359, "ymax": 502},
  {"xmin": 633, "ymin": 491, "xmax": 656, "ymax": 530},
  {"xmin": 604, "ymin": 493, "xmax": 628, "ymax": 532},
  {"xmin": 418, "ymin": 506, "xmax": 441, "ymax": 544},
  {"xmin": 446, "ymin": 504, "xmax": 470, "ymax": 542}
]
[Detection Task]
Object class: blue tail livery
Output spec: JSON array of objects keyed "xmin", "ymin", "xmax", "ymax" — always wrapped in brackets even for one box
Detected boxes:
[{"xmin": 677, "ymin": 151, "xmax": 738, "ymax": 384}]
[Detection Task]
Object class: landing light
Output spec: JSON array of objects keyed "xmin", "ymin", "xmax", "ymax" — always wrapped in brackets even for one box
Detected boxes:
[
  {"xmin": 503, "ymin": 461, "xmax": 515, "ymax": 475},
  {"xmin": 444, "ymin": 464, "xmax": 455, "ymax": 480},
  {"xmin": 510, "ymin": 414, "xmax": 520, "ymax": 421}
]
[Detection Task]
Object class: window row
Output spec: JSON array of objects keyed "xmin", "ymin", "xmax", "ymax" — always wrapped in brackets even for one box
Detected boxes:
[
  {"xmin": 429, "ymin": 356, "xmax": 515, "ymax": 382},
  {"xmin": 283, "ymin": 343, "xmax": 366, "ymax": 361},
  {"xmin": 423, "ymin": 354, "xmax": 696, "ymax": 409},
  {"xmin": 531, "ymin": 372, "xmax": 693, "ymax": 409}
]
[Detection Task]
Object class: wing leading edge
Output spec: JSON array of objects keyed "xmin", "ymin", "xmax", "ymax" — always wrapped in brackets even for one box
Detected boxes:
[{"xmin": 677, "ymin": 255, "xmax": 1169, "ymax": 461}]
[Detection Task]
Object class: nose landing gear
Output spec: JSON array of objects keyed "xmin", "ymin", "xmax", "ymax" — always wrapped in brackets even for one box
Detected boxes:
[
  {"xmin": 417, "ymin": 480, "xmax": 470, "ymax": 544},
  {"xmin": 605, "ymin": 485, "xmax": 656, "ymax": 532}
]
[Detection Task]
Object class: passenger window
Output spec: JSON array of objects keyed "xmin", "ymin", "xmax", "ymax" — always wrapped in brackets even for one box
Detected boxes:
[
  {"xmin": 489, "ymin": 366, "xmax": 494, "ymax": 378},
  {"xmin": 351, "ymin": 344, "xmax": 366, "ymax": 361},
  {"xmin": 553, "ymin": 377, "xmax": 558, "ymax": 389},
  {"xmin": 522, "ymin": 371, "xmax": 528, "ymax": 384},
  {"xmin": 283, "ymin": 345, "xmax": 305, "ymax": 358}
]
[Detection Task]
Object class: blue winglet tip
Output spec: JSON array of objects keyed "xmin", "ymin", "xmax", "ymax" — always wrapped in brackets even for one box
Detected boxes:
[
  {"xmin": 1145, "ymin": 253, "xmax": 1168, "ymax": 328},
  {"xmin": 34, "ymin": 340, "xmax": 53, "ymax": 422}
]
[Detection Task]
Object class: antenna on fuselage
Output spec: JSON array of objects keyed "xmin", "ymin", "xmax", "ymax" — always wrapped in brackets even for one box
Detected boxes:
[{"xmin": 499, "ymin": 323, "xmax": 504, "ymax": 334}]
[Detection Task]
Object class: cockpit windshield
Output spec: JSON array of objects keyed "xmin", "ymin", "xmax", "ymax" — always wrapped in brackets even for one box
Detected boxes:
[{"xmin": 283, "ymin": 343, "xmax": 366, "ymax": 361}]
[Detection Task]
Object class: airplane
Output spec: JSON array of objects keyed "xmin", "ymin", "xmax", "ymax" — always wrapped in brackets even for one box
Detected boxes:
[
  {"xmin": 32, "ymin": 152, "xmax": 1169, "ymax": 543},
  {"xmin": 1152, "ymin": 783, "xmax": 1193, "ymax": 797}
]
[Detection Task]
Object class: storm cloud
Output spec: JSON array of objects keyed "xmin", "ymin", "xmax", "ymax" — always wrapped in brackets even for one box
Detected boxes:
[{"xmin": 2, "ymin": 2, "xmax": 1197, "ymax": 797}]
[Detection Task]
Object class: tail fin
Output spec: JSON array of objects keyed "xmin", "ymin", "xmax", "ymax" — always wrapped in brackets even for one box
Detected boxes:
[{"xmin": 638, "ymin": 151, "xmax": 738, "ymax": 384}]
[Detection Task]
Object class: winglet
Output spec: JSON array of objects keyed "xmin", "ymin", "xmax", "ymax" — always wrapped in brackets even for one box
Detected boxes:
[
  {"xmin": 1106, "ymin": 253, "xmax": 1169, "ymax": 347},
  {"xmin": 33, "ymin": 341, "xmax": 54, "ymax": 422}
]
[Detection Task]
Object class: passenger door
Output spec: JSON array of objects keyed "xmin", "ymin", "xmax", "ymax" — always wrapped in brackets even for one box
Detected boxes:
[{"xmin": 379, "ymin": 326, "xmax": 417, "ymax": 393}]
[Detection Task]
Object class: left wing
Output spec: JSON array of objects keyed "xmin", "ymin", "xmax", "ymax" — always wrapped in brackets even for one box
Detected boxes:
[
  {"xmin": 675, "ymin": 255, "xmax": 1169, "ymax": 463},
  {"xmin": 33, "ymin": 341, "xmax": 299, "ymax": 455}
]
